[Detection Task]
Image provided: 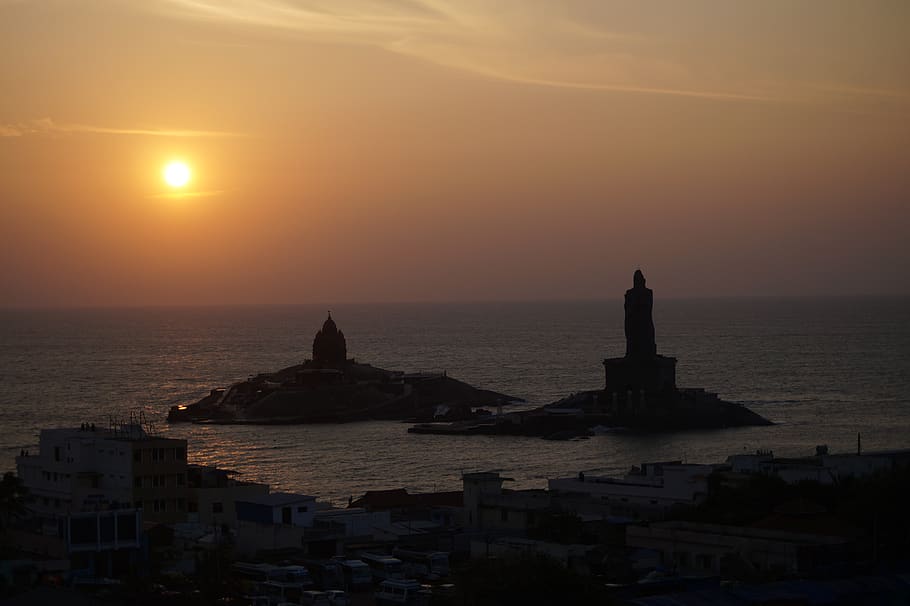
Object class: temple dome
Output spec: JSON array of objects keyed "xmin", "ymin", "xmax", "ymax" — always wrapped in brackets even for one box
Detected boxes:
[
  {"xmin": 313, "ymin": 312, "xmax": 347, "ymax": 367},
  {"xmin": 321, "ymin": 315, "xmax": 338, "ymax": 334}
]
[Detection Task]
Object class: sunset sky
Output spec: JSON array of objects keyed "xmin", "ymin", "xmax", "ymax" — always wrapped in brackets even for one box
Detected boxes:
[{"xmin": 1, "ymin": 0, "xmax": 908, "ymax": 306}]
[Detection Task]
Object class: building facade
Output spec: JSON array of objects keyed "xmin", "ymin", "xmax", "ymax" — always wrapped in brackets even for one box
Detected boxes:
[{"xmin": 16, "ymin": 422, "xmax": 189, "ymax": 524}]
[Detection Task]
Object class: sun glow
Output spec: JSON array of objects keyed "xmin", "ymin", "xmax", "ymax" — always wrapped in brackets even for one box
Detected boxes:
[{"xmin": 163, "ymin": 161, "xmax": 191, "ymax": 188}]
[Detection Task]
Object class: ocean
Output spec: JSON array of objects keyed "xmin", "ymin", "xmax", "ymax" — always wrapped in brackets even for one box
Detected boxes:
[{"xmin": 2, "ymin": 298, "xmax": 908, "ymax": 505}]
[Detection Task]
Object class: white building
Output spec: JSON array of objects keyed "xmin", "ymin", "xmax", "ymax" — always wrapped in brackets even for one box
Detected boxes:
[
  {"xmin": 725, "ymin": 449, "xmax": 893, "ymax": 485},
  {"xmin": 314, "ymin": 507, "xmax": 391, "ymax": 538},
  {"xmin": 548, "ymin": 462, "xmax": 714, "ymax": 519},
  {"xmin": 236, "ymin": 492, "xmax": 318, "ymax": 527},
  {"xmin": 16, "ymin": 423, "xmax": 188, "ymax": 524}
]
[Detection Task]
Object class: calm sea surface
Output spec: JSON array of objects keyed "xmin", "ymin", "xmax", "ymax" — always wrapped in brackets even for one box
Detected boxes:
[{"xmin": 1, "ymin": 298, "xmax": 908, "ymax": 505}]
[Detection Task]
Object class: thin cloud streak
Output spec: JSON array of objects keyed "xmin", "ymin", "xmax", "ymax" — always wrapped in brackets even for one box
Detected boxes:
[
  {"xmin": 155, "ymin": 0, "xmax": 774, "ymax": 102},
  {"xmin": 0, "ymin": 118, "xmax": 243, "ymax": 138},
  {"xmin": 415, "ymin": 59, "xmax": 775, "ymax": 103},
  {"xmin": 152, "ymin": 0, "xmax": 910, "ymax": 106}
]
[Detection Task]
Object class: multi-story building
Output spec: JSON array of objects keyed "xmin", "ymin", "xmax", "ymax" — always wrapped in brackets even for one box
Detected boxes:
[
  {"xmin": 548, "ymin": 461, "xmax": 714, "ymax": 520},
  {"xmin": 16, "ymin": 422, "xmax": 189, "ymax": 524}
]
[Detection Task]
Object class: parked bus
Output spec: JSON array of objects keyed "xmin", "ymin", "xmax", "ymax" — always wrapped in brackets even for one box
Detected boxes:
[
  {"xmin": 257, "ymin": 580, "xmax": 305, "ymax": 605},
  {"xmin": 300, "ymin": 559, "xmax": 344, "ymax": 590},
  {"xmin": 359, "ymin": 553, "xmax": 405, "ymax": 582},
  {"xmin": 267, "ymin": 564, "xmax": 313, "ymax": 587},
  {"xmin": 232, "ymin": 562, "xmax": 276, "ymax": 593},
  {"xmin": 338, "ymin": 559, "xmax": 372, "ymax": 591},
  {"xmin": 374, "ymin": 579, "xmax": 430, "ymax": 606},
  {"xmin": 393, "ymin": 549, "xmax": 450, "ymax": 580}
]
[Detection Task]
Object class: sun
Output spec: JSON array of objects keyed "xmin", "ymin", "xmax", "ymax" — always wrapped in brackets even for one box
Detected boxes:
[{"xmin": 163, "ymin": 161, "xmax": 191, "ymax": 188}]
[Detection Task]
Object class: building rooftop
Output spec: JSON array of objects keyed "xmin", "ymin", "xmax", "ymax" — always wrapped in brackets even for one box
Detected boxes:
[
  {"xmin": 239, "ymin": 492, "xmax": 317, "ymax": 507},
  {"xmin": 40, "ymin": 424, "xmax": 180, "ymax": 443},
  {"xmin": 349, "ymin": 488, "xmax": 463, "ymax": 510},
  {"xmin": 463, "ymin": 471, "xmax": 513, "ymax": 481}
]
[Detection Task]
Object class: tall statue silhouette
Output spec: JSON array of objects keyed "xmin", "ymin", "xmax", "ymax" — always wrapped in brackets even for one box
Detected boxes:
[{"xmin": 624, "ymin": 269, "xmax": 657, "ymax": 358}]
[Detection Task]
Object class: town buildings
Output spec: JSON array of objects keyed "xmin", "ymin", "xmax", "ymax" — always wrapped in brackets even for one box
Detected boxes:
[
  {"xmin": 16, "ymin": 421, "xmax": 187, "ymax": 524},
  {"xmin": 5, "ymin": 420, "xmax": 908, "ymax": 602}
]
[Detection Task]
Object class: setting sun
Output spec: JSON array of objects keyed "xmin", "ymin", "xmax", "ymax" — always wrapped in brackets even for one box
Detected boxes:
[{"xmin": 163, "ymin": 161, "xmax": 191, "ymax": 188}]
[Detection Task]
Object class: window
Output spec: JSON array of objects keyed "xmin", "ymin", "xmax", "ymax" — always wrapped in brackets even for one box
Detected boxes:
[
  {"xmin": 133, "ymin": 450, "xmax": 141, "ymax": 463},
  {"xmin": 282, "ymin": 506, "xmax": 292, "ymax": 524},
  {"xmin": 212, "ymin": 502, "xmax": 223, "ymax": 514},
  {"xmin": 54, "ymin": 446, "xmax": 61, "ymax": 462},
  {"xmin": 297, "ymin": 505, "xmax": 308, "ymax": 513}
]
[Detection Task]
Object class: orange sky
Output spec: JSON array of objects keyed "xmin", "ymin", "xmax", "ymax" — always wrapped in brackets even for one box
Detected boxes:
[{"xmin": 1, "ymin": 1, "xmax": 908, "ymax": 306}]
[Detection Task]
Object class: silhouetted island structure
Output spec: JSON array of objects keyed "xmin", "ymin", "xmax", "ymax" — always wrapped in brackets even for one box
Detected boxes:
[
  {"xmin": 410, "ymin": 270, "xmax": 772, "ymax": 438},
  {"xmin": 167, "ymin": 313, "xmax": 520, "ymax": 425}
]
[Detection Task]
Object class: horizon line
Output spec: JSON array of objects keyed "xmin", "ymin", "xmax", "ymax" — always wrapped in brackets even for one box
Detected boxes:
[{"xmin": 2, "ymin": 292, "xmax": 908, "ymax": 312}]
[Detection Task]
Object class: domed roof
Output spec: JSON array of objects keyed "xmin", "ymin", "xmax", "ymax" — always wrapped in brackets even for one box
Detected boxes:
[
  {"xmin": 313, "ymin": 312, "xmax": 347, "ymax": 367},
  {"xmin": 321, "ymin": 312, "xmax": 338, "ymax": 334}
]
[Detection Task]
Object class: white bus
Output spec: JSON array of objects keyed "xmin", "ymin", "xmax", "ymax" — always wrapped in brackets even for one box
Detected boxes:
[
  {"xmin": 375, "ymin": 579, "xmax": 430, "ymax": 606},
  {"xmin": 359, "ymin": 553, "xmax": 405, "ymax": 582},
  {"xmin": 393, "ymin": 549, "xmax": 450, "ymax": 580},
  {"xmin": 338, "ymin": 559, "xmax": 372, "ymax": 591}
]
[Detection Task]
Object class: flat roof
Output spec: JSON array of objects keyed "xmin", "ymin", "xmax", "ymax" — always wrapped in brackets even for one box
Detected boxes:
[
  {"xmin": 239, "ymin": 492, "xmax": 317, "ymax": 507},
  {"xmin": 40, "ymin": 426, "xmax": 184, "ymax": 443}
]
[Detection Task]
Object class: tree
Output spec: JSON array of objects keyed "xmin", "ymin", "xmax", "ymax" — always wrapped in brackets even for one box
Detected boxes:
[{"xmin": 0, "ymin": 472, "xmax": 27, "ymax": 531}]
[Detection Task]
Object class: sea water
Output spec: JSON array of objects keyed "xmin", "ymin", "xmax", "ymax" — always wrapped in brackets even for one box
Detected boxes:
[{"xmin": 1, "ymin": 298, "xmax": 908, "ymax": 504}]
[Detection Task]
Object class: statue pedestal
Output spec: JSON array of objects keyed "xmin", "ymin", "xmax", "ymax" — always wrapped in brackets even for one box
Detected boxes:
[{"xmin": 603, "ymin": 354, "xmax": 677, "ymax": 398}]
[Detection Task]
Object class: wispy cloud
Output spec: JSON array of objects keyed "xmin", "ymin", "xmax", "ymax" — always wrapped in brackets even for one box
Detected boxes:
[
  {"xmin": 151, "ymin": 0, "xmax": 774, "ymax": 103},
  {"xmin": 147, "ymin": 0, "xmax": 910, "ymax": 107},
  {"xmin": 0, "ymin": 118, "xmax": 242, "ymax": 138}
]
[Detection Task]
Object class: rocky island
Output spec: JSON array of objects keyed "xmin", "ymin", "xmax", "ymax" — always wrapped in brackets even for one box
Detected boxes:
[
  {"xmin": 167, "ymin": 313, "xmax": 520, "ymax": 424},
  {"xmin": 410, "ymin": 270, "xmax": 772, "ymax": 438}
]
